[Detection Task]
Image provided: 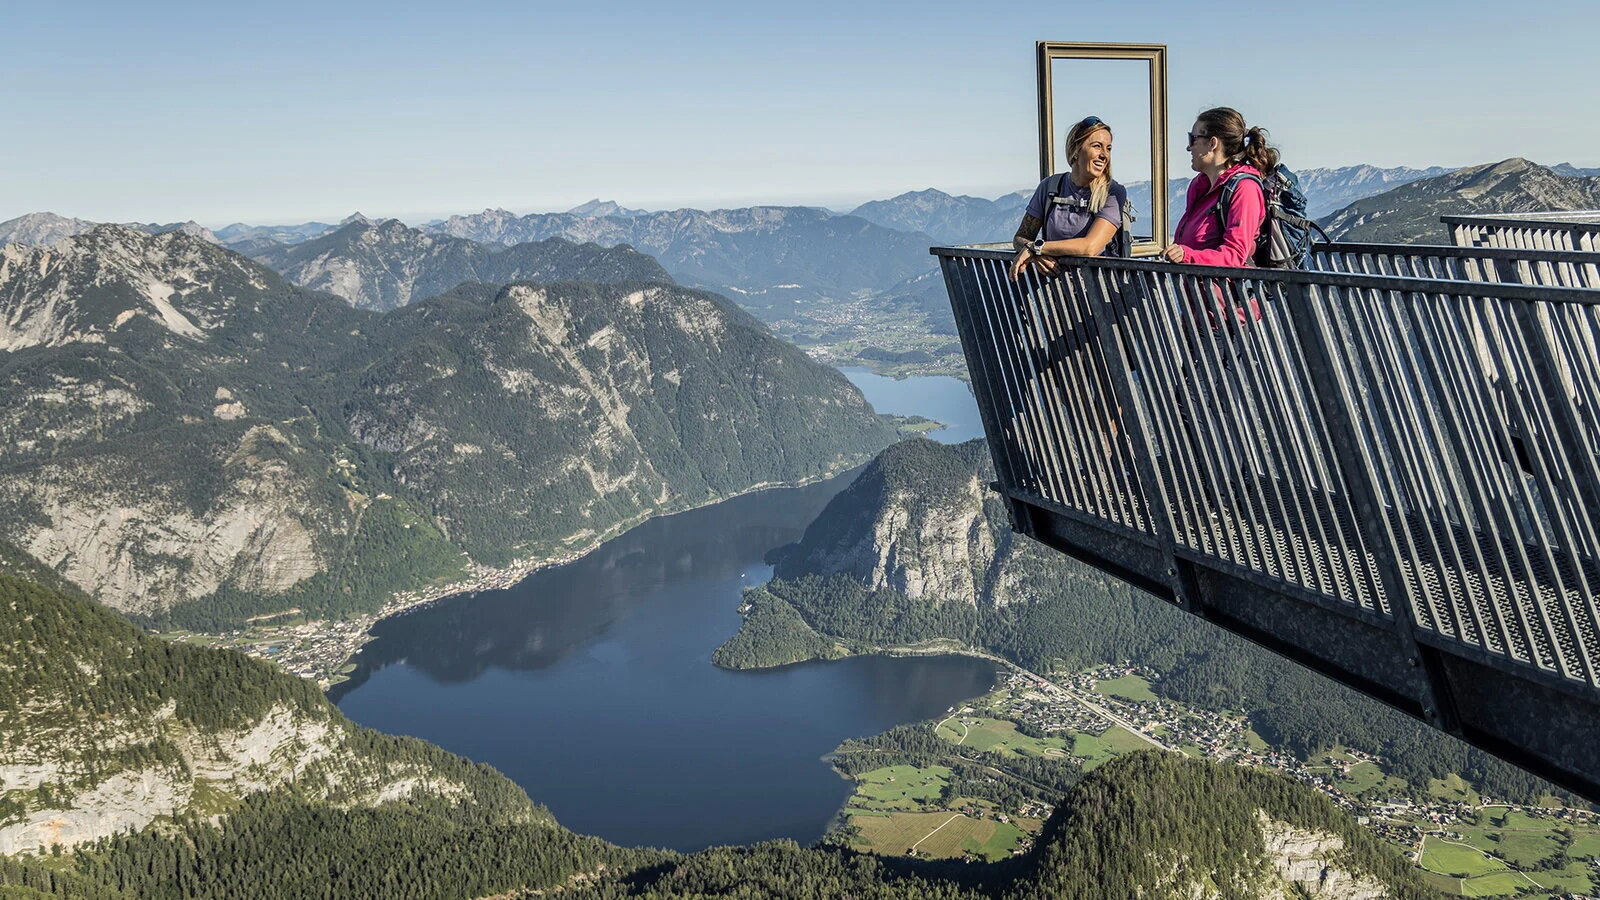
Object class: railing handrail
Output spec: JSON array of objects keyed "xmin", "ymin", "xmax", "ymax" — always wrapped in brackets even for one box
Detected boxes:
[
  {"xmin": 1444, "ymin": 211, "xmax": 1600, "ymax": 233},
  {"xmin": 1314, "ymin": 240, "xmax": 1600, "ymax": 266},
  {"xmin": 929, "ymin": 244, "xmax": 1600, "ymax": 306}
]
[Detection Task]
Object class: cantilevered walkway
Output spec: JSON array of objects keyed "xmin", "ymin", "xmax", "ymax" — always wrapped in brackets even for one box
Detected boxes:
[{"xmin": 935, "ymin": 214, "xmax": 1600, "ymax": 799}]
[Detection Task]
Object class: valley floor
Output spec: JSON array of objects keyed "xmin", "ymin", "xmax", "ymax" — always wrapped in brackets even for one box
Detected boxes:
[{"xmin": 823, "ymin": 656, "xmax": 1600, "ymax": 899}]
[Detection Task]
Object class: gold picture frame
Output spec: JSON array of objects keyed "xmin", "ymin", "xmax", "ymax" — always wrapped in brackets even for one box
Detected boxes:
[{"xmin": 1036, "ymin": 42, "xmax": 1169, "ymax": 257}]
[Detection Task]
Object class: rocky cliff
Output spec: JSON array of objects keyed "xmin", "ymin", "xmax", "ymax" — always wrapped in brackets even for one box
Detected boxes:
[
  {"xmin": 0, "ymin": 559, "xmax": 550, "ymax": 857},
  {"xmin": 771, "ymin": 438, "xmax": 1007, "ymax": 606}
]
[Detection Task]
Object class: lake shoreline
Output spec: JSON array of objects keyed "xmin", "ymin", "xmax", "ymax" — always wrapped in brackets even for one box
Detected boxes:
[{"xmin": 171, "ymin": 453, "xmax": 877, "ymax": 690}]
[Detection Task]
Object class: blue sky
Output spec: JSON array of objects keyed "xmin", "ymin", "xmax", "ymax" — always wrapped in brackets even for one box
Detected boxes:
[{"xmin": 4, "ymin": 0, "xmax": 1596, "ymax": 225}]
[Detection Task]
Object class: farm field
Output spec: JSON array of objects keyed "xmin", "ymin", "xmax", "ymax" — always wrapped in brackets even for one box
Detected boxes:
[
  {"xmin": 1414, "ymin": 822, "xmax": 1598, "ymax": 899},
  {"xmin": 847, "ymin": 810, "xmax": 1035, "ymax": 862},
  {"xmin": 1070, "ymin": 726, "xmax": 1153, "ymax": 771},
  {"xmin": 1093, "ymin": 673, "xmax": 1157, "ymax": 702},
  {"xmin": 850, "ymin": 765, "xmax": 951, "ymax": 811},
  {"xmin": 934, "ymin": 715, "xmax": 1071, "ymax": 758}
]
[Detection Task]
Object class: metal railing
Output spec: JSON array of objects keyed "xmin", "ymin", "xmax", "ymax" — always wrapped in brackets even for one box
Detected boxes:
[
  {"xmin": 1445, "ymin": 212, "xmax": 1600, "ymax": 253},
  {"xmin": 936, "ymin": 245, "xmax": 1600, "ymax": 799},
  {"xmin": 1311, "ymin": 241, "xmax": 1600, "ymax": 290}
]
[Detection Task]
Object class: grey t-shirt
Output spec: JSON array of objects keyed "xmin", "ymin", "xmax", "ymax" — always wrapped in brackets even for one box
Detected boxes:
[{"xmin": 1024, "ymin": 177, "xmax": 1126, "ymax": 255}]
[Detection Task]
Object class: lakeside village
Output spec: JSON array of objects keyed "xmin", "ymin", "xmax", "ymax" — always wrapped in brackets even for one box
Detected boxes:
[
  {"xmin": 158, "ymin": 557, "xmax": 560, "ymax": 687},
  {"xmin": 901, "ymin": 662, "xmax": 1600, "ymax": 896}
]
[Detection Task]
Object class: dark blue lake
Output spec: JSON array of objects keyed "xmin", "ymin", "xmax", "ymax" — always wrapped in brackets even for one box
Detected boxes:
[{"xmin": 332, "ymin": 374, "xmax": 995, "ymax": 851}]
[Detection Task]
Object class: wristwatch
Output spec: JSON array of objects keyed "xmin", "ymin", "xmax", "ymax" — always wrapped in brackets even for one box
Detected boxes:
[{"xmin": 1031, "ymin": 238, "xmax": 1045, "ymax": 253}]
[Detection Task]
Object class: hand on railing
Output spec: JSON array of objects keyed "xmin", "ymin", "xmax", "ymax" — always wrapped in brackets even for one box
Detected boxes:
[
  {"xmin": 1009, "ymin": 248, "xmax": 1059, "ymax": 281},
  {"xmin": 1161, "ymin": 244, "xmax": 1186, "ymax": 264}
]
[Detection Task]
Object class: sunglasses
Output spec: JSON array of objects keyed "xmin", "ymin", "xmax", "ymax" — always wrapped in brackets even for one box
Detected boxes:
[
  {"xmin": 1079, "ymin": 115, "xmax": 1103, "ymax": 129},
  {"xmin": 1187, "ymin": 131, "xmax": 1210, "ymax": 147}
]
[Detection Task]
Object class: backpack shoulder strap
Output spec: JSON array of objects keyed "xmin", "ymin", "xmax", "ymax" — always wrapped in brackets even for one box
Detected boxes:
[
  {"xmin": 1215, "ymin": 171, "xmax": 1265, "ymax": 225},
  {"xmin": 1046, "ymin": 172, "xmax": 1069, "ymax": 206}
]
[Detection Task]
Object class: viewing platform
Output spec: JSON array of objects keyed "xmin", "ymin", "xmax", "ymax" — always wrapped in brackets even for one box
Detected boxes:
[
  {"xmin": 934, "ymin": 218, "xmax": 1600, "ymax": 799},
  {"xmin": 1446, "ymin": 210, "xmax": 1600, "ymax": 252}
]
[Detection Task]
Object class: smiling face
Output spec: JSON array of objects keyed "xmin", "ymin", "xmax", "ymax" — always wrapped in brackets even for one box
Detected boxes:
[
  {"xmin": 1187, "ymin": 120, "xmax": 1224, "ymax": 173},
  {"xmin": 1070, "ymin": 127, "xmax": 1112, "ymax": 183}
]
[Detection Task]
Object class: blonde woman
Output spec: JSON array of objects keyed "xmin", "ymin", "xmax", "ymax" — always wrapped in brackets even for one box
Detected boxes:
[{"xmin": 1010, "ymin": 115, "xmax": 1129, "ymax": 281}]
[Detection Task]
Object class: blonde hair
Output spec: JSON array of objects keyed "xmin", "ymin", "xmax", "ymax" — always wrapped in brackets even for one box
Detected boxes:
[{"xmin": 1065, "ymin": 118, "xmax": 1114, "ymax": 213}]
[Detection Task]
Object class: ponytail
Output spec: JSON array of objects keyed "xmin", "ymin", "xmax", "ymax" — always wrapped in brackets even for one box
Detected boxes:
[
  {"xmin": 1241, "ymin": 126, "xmax": 1280, "ymax": 175},
  {"xmin": 1196, "ymin": 107, "xmax": 1279, "ymax": 174}
]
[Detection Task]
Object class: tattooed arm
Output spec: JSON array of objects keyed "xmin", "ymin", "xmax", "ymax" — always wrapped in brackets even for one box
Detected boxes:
[
  {"xmin": 1013, "ymin": 214, "xmax": 1044, "ymax": 251},
  {"xmin": 1010, "ymin": 214, "xmax": 1055, "ymax": 281}
]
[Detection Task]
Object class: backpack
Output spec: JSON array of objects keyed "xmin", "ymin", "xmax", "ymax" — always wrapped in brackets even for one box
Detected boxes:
[
  {"xmin": 1046, "ymin": 173, "xmax": 1134, "ymax": 257},
  {"xmin": 1215, "ymin": 165, "xmax": 1331, "ymax": 268}
]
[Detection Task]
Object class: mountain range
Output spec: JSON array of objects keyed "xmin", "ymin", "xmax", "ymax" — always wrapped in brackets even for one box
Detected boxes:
[
  {"xmin": 0, "ymin": 225, "xmax": 894, "ymax": 626},
  {"xmin": 249, "ymin": 217, "xmax": 670, "ymax": 311},
  {"xmin": 427, "ymin": 205, "xmax": 936, "ymax": 319},
  {"xmin": 0, "ymin": 212, "xmax": 220, "ymax": 248},
  {"xmin": 1322, "ymin": 158, "xmax": 1600, "ymax": 244}
]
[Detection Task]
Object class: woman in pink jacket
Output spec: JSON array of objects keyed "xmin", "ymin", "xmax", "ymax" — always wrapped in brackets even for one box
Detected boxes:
[{"xmin": 1163, "ymin": 107, "xmax": 1276, "ymax": 268}]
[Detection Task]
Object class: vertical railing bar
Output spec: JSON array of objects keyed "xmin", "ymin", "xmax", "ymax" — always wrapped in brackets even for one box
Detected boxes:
[
  {"xmin": 1360, "ymin": 287, "xmax": 1478, "ymax": 642},
  {"xmin": 1337, "ymin": 284, "xmax": 1446, "ymax": 632},
  {"xmin": 1408, "ymin": 292, "xmax": 1525, "ymax": 657},
  {"xmin": 943, "ymin": 257, "xmax": 1028, "ymax": 502},
  {"xmin": 1283, "ymin": 279, "xmax": 1458, "ymax": 727},
  {"xmin": 1508, "ymin": 301, "xmax": 1600, "ymax": 684},
  {"xmin": 1172, "ymin": 271, "xmax": 1254, "ymax": 564},
  {"xmin": 1019, "ymin": 265, "xmax": 1110, "ymax": 517},
  {"xmin": 1387, "ymin": 292, "xmax": 1504, "ymax": 652},
  {"xmin": 1052, "ymin": 268, "xmax": 1146, "ymax": 529},
  {"xmin": 1526, "ymin": 302, "xmax": 1600, "ymax": 571},
  {"xmin": 1082, "ymin": 265, "xmax": 1184, "ymax": 554},
  {"xmin": 1038, "ymin": 267, "xmax": 1136, "ymax": 524},
  {"xmin": 970, "ymin": 256, "xmax": 1051, "ymax": 500},
  {"xmin": 1180, "ymin": 272, "xmax": 1261, "ymax": 567},
  {"xmin": 1415, "ymin": 292, "xmax": 1548, "ymax": 665},
  {"xmin": 1131, "ymin": 268, "xmax": 1211, "ymax": 551},
  {"xmin": 1479, "ymin": 299, "xmax": 1578, "ymax": 675},
  {"xmin": 981, "ymin": 259, "xmax": 1070, "ymax": 506},
  {"xmin": 1030, "ymin": 267, "xmax": 1118, "ymax": 518},
  {"xmin": 1220, "ymin": 277, "xmax": 1298, "ymax": 581},
  {"xmin": 1228, "ymin": 281, "xmax": 1325, "ymax": 596},
  {"xmin": 1251, "ymin": 284, "xmax": 1350, "ymax": 599}
]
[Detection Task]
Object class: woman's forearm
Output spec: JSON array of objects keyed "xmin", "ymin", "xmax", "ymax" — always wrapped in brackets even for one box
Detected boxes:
[{"xmin": 1038, "ymin": 236, "xmax": 1109, "ymax": 258}]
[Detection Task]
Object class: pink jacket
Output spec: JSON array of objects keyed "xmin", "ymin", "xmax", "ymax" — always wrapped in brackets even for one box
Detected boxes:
[{"xmin": 1173, "ymin": 163, "xmax": 1266, "ymax": 267}]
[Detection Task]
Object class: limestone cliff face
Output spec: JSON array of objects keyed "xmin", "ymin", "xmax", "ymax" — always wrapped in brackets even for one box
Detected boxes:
[
  {"xmin": 1139, "ymin": 814, "xmax": 1393, "ymax": 900},
  {"xmin": 2, "ymin": 424, "xmax": 335, "ymax": 615},
  {"xmin": 1258, "ymin": 814, "xmax": 1389, "ymax": 900},
  {"xmin": 773, "ymin": 438, "xmax": 1019, "ymax": 609},
  {"xmin": 0, "ymin": 225, "xmax": 269, "ymax": 352},
  {"xmin": 1027, "ymin": 754, "xmax": 1441, "ymax": 900},
  {"xmin": 0, "ymin": 569, "xmax": 542, "ymax": 856}
]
